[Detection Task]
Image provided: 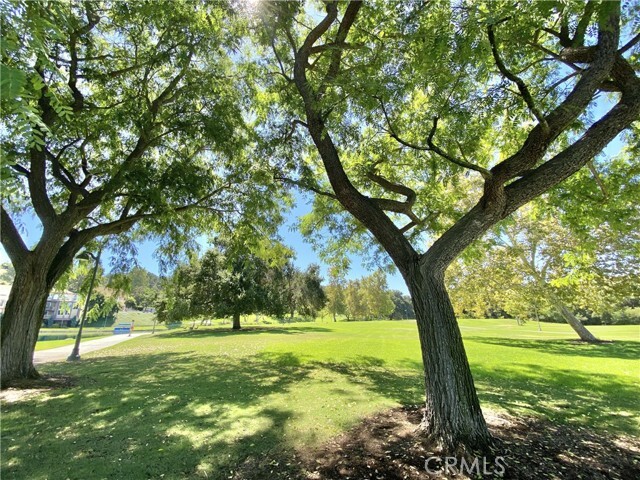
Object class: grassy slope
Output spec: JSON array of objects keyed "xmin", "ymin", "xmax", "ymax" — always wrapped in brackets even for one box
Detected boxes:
[{"xmin": 2, "ymin": 320, "xmax": 638, "ymax": 479}]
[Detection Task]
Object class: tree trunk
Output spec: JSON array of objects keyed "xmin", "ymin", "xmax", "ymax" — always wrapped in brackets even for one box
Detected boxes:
[
  {"xmin": 550, "ymin": 296, "xmax": 599, "ymax": 343},
  {"xmin": 232, "ymin": 312, "xmax": 241, "ymax": 330},
  {"xmin": 1, "ymin": 267, "xmax": 49, "ymax": 387},
  {"xmin": 407, "ymin": 268, "xmax": 493, "ymax": 454}
]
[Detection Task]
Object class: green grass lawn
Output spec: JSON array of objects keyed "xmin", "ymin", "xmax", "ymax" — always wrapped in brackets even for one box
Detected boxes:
[{"xmin": 2, "ymin": 319, "xmax": 638, "ymax": 479}]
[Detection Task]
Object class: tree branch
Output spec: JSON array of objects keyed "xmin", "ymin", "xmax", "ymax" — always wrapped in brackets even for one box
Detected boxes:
[
  {"xmin": 620, "ymin": 31, "xmax": 640, "ymax": 54},
  {"xmin": 587, "ymin": 161, "xmax": 609, "ymax": 200},
  {"xmin": 292, "ymin": 1, "xmax": 419, "ymax": 271},
  {"xmin": 67, "ymin": 2, "xmax": 100, "ymax": 112},
  {"xmin": 318, "ymin": 1, "xmax": 363, "ymax": 97},
  {"xmin": 9, "ymin": 164, "xmax": 30, "ymax": 176},
  {"xmin": 275, "ymin": 175, "xmax": 337, "ymax": 199},
  {"xmin": 491, "ymin": 6, "xmax": 622, "ymax": 185},
  {"xmin": 572, "ymin": 1, "xmax": 596, "ymax": 47},
  {"xmin": 378, "ymin": 98, "xmax": 492, "ymax": 179},
  {"xmin": 1, "ymin": 206, "xmax": 29, "ymax": 264},
  {"xmin": 366, "ymin": 171, "xmax": 416, "ymax": 205},
  {"xmin": 488, "ymin": 23, "xmax": 549, "ymax": 132}
]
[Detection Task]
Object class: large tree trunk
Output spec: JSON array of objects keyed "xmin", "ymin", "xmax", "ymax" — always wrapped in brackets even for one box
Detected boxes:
[
  {"xmin": 407, "ymin": 267, "xmax": 493, "ymax": 454},
  {"xmin": 232, "ymin": 312, "xmax": 241, "ymax": 330},
  {"xmin": 1, "ymin": 267, "xmax": 50, "ymax": 386}
]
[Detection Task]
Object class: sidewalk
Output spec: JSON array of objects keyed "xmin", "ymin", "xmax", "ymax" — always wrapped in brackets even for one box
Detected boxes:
[{"xmin": 33, "ymin": 333, "xmax": 148, "ymax": 364}]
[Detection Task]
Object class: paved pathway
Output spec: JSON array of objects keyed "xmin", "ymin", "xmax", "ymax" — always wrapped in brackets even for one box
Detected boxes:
[{"xmin": 33, "ymin": 333, "xmax": 148, "ymax": 364}]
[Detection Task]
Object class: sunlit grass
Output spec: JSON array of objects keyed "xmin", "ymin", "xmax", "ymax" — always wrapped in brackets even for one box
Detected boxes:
[{"xmin": 2, "ymin": 319, "xmax": 638, "ymax": 479}]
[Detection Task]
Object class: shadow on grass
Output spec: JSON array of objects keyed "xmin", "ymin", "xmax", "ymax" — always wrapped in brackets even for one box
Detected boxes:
[
  {"xmin": 318, "ymin": 355, "xmax": 425, "ymax": 406},
  {"xmin": 314, "ymin": 354, "xmax": 639, "ymax": 437},
  {"xmin": 1, "ymin": 351, "xmax": 314, "ymax": 480},
  {"xmin": 158, "ymin": 325, "xmax": 332, "ymax": 339},
  {"xmin": 3, "ymin": 345, "xmax": 637, "ymax": 479},
  {"xmin": 470, "ymin": 337, "xmax": 640, "ymax": 360},
  {"xmin": 472, "ymin": 363, "xmax": 640, "ymax": 436}
]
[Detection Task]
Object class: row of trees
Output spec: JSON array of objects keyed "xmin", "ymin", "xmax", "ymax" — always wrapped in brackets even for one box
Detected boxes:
[
  {"xmin": 156, "ymin": 241, "xmax": 326, "ymax": 329},
  {"xmin": 324, "ymin": 269, "xmax": 415, "ymax": 321},
  {"xmin": 448, "ymin": 152, "xmax": 639, "ymax": 338},
  {"xmin": 2, "ymin": 0, "xmax": 638, "ymax": 455}
]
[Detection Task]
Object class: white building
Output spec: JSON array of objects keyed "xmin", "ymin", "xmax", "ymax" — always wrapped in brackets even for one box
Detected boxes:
[{"xmin": 0, "ymin": 285, "xmax": 82, "ymax": 327}]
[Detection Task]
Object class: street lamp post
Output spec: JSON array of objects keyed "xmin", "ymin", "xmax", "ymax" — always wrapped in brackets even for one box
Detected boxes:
[{"xmin": 67, "ymin": 247, "xmax": 102, "ymax": 361}]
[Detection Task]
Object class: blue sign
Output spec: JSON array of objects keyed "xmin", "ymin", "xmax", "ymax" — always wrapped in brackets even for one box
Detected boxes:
[{"xmin": 113, "ymin": 323, "xmax": 132, "ymax": 335}]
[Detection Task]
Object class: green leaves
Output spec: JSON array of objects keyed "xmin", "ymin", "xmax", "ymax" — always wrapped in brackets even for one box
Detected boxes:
[{"xmin": 0, "ymin": 64, "xmax": 26, "ymax": 100}]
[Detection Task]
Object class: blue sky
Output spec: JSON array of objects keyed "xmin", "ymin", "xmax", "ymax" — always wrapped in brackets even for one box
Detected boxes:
[{"xmin": 0, "ymin": 195, "xmax": 409, "ymax": 293}]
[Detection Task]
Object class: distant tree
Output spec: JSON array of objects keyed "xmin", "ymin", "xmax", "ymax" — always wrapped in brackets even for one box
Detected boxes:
[
  {"xmin": 360, "ymin": 270, "xmax": 394, "ymax": 320},
  {"xmin": 389, "ymin": 291, "xmax": 415, "ymax": 320},
  {"xmin": 115, "ymin": 267, "xmax": 161, "ymax": 311},
  {"xmin": 295, "ymin": 264, "xmax": 327, "ymax": 319},
  {"xmin": 124, "ymin": 298, "xmax": 138, "ymax": 311},
  {"xmin": 448, "ymin": 200, "xmax": 639, "ymax": 335},
  {"xmin": 0, "ymin": 263, "xmax": 15, "ymax": 284},
  {"xmin": 324, "ymin": 266, "xmax": 346, "ymax": 322},
  {"xmin": 495, "ymin": 207, "xmax": 600, "ymax": 341},
  {"xmin": 344, "ymin": 279, "xmax": 366, "ymax": 321},
  {"xmin": 190, "ymin": 247, "xmax": 272, "ymax": 330},
  {"xmin": 85, "ymin": 292, "xmax": 119, "ymax": 327},
  {"xmin": 156, "ymin": 261, "xmax": 198, "ymax": 325}
]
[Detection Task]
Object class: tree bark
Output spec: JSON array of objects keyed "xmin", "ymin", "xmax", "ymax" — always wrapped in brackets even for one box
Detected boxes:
[
  {"xmin": 1, "ymin": 266, "xmax": 49, "ymax": 386},
  {"xmin": 407, "ymin": 266, "xmax": 493, "ymax": 453},
  {"xmin": 232, "ymin": 312, "xmax": 241, "ymax": 330},
  {"xmin": 530, "ymin": 268, "xmax": 600, "ymax": 342},
  {"xmin": 549, "ymin": 295, "xmax": 599, "ymax": 343}
]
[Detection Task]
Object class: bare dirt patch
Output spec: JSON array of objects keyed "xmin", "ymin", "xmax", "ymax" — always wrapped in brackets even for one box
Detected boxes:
[
  {"xmin": 302, "ymin": 406, "xmax": 640, "ymax": 479},
  {"xmin": 0, "ymin": 374, "xmax": 76, "ymax": 403}
]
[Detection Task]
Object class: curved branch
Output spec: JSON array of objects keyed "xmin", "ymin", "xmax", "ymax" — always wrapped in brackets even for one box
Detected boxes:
[
  {"xmin": 488, "ymin": 23, "xmax": 549, "ymax": 132},
  {"xmin": 1, "ymin": 207, "xmax": 29, "ymax": 264},
  {"xmin": 366, "ymin": 171, "xmax": 416, "ymax": 206},
  {"xmin": 491, "ymin": 5, "xmax": 622, "ymax": 184},
  {"xmin": 292, "ymin": 1, "xmax": 418, "ymax": 271},
  {"xmin": 378, "ymin": 98, "xmax": 492, "ymax": 179}
]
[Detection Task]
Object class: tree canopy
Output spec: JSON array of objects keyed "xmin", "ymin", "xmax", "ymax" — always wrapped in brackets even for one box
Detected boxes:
[
  {"xmin": 251, "ymin": 0, "xmax": 639, "ymax": 452},
  {"xmin": 0, "ymin": 0, "xmax": 284, "ymax": 383}
]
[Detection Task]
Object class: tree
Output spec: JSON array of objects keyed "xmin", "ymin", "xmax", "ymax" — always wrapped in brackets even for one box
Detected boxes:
[
  {"xmin": 260, "ymin": 1, "xmax": 639, "ymax": 452},
  {"xmin": 156, "ymin": 260, "xmax": 199, "ymax": 325},
  {"xmin": 294, "ymin": 264, "xmax": 327, "ymax": 319},
  {"xmin": 449, "ymin": 144, "xmax": 640, "ymax": 329},
  {"xmin": 0, "ymin": 263, "xmax": 15, "ymax": 284},
  {"xmin": 496, "ymin": 207, "xmax": 601, "ymax": 341},
  {"xmin": 389, "ymin": 290, "xmax": 415, "ymax": 320},
  {"xmin": 84, "ymin": 292, "xmax": 119, "ymax": 327},
  {"xmin": 0, "ymin": 1, "xmax": 279, "ymax": 382},
  {"xmin": 324, "ymin": 266, "xmax": 346, "ymax": 322},
  {"xmin": 343, "ymin": 279, "xmax": 366, "ymax": 321},
  {"xmin": 191, "ymin": 246, "xmax": 275, "ymax": 330},
  {"xmin": 360, "ymin": 270, "xmax": 394, "ymax": 320},
  {"xmin": 115, "ymin": 267, "xmax": 161, "ymax": 311}
]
